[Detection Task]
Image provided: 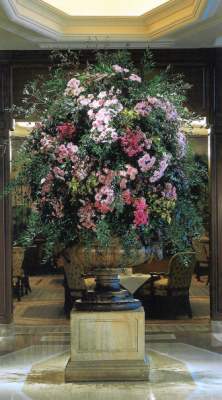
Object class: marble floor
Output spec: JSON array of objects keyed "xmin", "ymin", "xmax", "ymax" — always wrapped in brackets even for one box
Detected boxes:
[{"xmin": 1, "ymin": 320, "xmax": 222, "ymax": 400}]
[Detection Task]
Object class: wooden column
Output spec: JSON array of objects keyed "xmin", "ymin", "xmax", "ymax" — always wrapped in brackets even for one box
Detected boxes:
[
  {"xmin": 210, "ymin": 49, "xmax": 222, "ymax": 320},
  {"xmin": 0, "ymin": 64, "xmax": 12, "ymax": 325}
]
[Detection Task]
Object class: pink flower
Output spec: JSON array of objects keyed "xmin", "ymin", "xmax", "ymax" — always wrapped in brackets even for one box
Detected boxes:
[
  {"xmin": 87, "ymin": 109, "xmax": 95, "ymax": 119},
  {"xmin": 77, "ymin": 94, "xmax": 94, "ymax": 106},
  {"xmin": 112, "ymin": 65, "xmax": 129, "ymax": 74},
  {"xmin": 88, "ymin": 92, "xmax": 123, "ymax": 143},
  {"xmin": 40, "ymin": 134, "xmax": 56, "ymax": 152},
  {"xmin": 112, "ymin": 64, "xmax": 124, "ymax": 73},
  {"xmin": 133, "ymin": 198, "xmax": 149, "ymax": 226},
  {"xmin": 145, "ymin": 139, "xmax": 152, "ymax": 150},
  {"xmin": 120, "ymin": 128, "xmax": 145, "ymax": 157},
  {"xmin": 95, "ymin": 202, "xmax": 111, "ymax": 214},
  {"xmin": 67, "ymin": 78, "xmax": 80, "ymax": 89},
  {"xmin": 97, "ymin": 169, "xmax": 115, "ymax": 186},
  {"xmin": 41, "ymin": 172, "xmax": 54, "ymax": 195},
  {"xmin": 94, "ymin": 186, "xmax": 114, "ymax": 214},
  {"xmin": 53, "ymin": 166, "xmax": 65, "ymax": 180},
  {"xmin": 51, "ymin": 199, "xmax": 64, "ymax": 218},
  {"xmin": 67, "ymin": 142, "xmax": 78, "ymax": 155},
  {"xmin": 65, "ymin": 78, "xmax": 85, "ymax": 97},
  {"xmin": 78, "ymin": 202, "xmax": 96, "ymax": 230},
  {"xmin": 128, "ymin": 74, "xmax": 141, "ymax": 83},
  {"xmin": 134, "ymin": 96, "xmax": 162, "ymax": 117},
  {"xmin": 95, "ymin": 186, "xmax": 114, "ymax": 205},
  {"xmin": 56, "ymin": 143, "xmax": 78, "ymax": 163},
  {"xmin": 119, "ymin": 170, "xmax": 127, "ymax": 178},
  {"xmin": 134, "ymin": 197, "xmax": 147, "ymax": 210},
  {"xmin": 57, "ymin": 123, "xmax": 76, "ymax": 140},
  {"xmin": 138, "ymin": 153, "xmax": 156, "ymax": 172},
  {"xmin": 126, "ymin": 165, "xmax": 138, "ymax": 180},
  {"xmin": 122, "ymin": 189, "xmax": 133, "ymax": 205},
  {"xmin": 133, "ymin": 209, "xmax": 148, "ymax": 226},
  {"xmin": 120, "ymin": 178, "xmax": 127, "ymax": 189}
]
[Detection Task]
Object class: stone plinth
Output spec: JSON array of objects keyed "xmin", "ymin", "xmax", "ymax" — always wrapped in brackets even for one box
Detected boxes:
[
  {"xmin": 65, "ymin": 307, "xmax": 149, "ymax": 382},
  {"xmin": 0, "ymin": 323, "xmax": 15, "ymax": 353}
]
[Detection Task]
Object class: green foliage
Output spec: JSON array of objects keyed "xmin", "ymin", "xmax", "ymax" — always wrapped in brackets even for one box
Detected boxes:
[
  {"xmin": 95, "ymin": 219, "xmax": 111, "ymax": 248},
  {"xmin": 164, "ymin": 199, "xmax": 204, "ymax": 254},
  {"xmin": 8, "ymin": 49, "xmax": 208, "ymax": 259}
]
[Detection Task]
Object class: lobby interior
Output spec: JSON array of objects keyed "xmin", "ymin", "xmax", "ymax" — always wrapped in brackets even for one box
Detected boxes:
[{"xmin": 1, "ymin": 1, "xmax": 222, "ymax": 399}]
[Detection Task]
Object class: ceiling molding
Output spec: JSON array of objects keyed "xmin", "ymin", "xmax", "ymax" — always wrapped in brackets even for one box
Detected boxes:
[
  {"xmin": 143, "ymin": 0, "xmax": 208, "ymax": 38},
  {"xmin": 38, "ymin": 39, "xmax": 176, "ymax": 50},
  {"xmin": 0, "ymin": 0, "xmax": 209, "ymax": 43},
  {"xmin": 0, "ymin": 16, "xmax": 44, "ymax": 43}
]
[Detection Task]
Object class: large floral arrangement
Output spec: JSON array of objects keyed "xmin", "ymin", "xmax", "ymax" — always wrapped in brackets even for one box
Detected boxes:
[{"xmin": 14, "ymin": 51, "xmax": 205, "ymax": 258}]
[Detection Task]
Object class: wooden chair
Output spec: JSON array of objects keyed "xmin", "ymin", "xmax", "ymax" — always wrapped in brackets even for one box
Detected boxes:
[
  {"xmin": 136, "ymin": 252, "xmax": 196, "ymax": 319},
  {"xmin": 12, "ymin": 246, "xmax": 25, "ymax": 301},
  {"xmin": 56, "ymin": 247, "xmax": 87, "ymax": 317},
  {"xmin": 192, "ymin": 238, "xmax": 209, "ymax": 283}
]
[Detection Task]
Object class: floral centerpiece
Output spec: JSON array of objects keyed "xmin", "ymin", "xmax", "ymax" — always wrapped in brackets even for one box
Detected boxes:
[{"xmin": 14, "ymin": 51, "xmax": 205, "ymax": 261}]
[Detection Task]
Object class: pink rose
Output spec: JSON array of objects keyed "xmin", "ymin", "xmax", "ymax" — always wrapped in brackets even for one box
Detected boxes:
[
  {"xmin": 57, "ymin": 123, "xmax": 76, "ymax": 140},
  {"xmin": 128, "ymin": 74, "xmax": 141, "ymax": 83}
]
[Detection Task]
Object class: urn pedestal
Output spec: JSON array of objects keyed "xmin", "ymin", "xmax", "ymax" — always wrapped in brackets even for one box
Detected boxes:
[
  {"xmin": 65, "ymin": 240, "xmax": 152, "ymax": 382},
  {"xmin": 65, "ymin": 307, "xmax": 149, "ymax": 382}
]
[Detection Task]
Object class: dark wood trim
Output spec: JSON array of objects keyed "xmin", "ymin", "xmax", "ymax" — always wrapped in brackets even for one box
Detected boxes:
[
  {"xmin": 210, "ymin": 49, "xmax": 222, "ymax": 320},
  {"xmin": 0, "ymin": 64, "xmax": 12, "ymax": 324}
]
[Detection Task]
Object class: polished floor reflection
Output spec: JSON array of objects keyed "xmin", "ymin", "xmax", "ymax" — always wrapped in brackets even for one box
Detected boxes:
[{"xmin": 1, "ymin": 321, "xmax": 222, "ymax": 399}]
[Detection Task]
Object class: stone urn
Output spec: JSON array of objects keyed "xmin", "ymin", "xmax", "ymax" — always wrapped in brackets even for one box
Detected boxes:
[{"xmin": 70, "ymin": 238, "xmax": 154, "ymax": 311}]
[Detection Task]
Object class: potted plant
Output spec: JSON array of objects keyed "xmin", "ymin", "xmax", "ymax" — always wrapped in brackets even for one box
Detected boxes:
[{"xmin": 11, "ymin": 50, "xmax": 205, "ymax": 309}]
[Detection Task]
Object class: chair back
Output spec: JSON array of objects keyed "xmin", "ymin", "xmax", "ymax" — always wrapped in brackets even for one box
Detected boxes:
[
  {"xmin": 60, "ymin": 247, "xmax": 86, "ymax": 291},
  {"xmin": 192, "ymin": 239, "xmax": 209, "ymax": 262},
  {"xmin": 12, "ymin": 246, "xmax": 25, "ymax": 277},
  {"xmin": 168, "ymin": 252, "xmax": 196, "ymax": 289}
]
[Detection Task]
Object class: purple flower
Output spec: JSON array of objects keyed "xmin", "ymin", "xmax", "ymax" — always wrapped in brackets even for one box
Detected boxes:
[
  {"xmin": 138, "ymin": 153, "xmax": 156, "ymax": 172},
  {"xmin": 177, "ymin": 131, "xmax": 187, "ymax": 157},
  {"xmin": 161, "ymin": 183, "xmax": 177, "ymax": 200},
  {"xmin": 149, "ymin": 154, "xmax": 171, "ymax": 183}
]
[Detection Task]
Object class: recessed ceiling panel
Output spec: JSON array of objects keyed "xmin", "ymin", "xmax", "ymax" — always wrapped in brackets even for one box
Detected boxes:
[{"xmin": 41, "ymin": 0, "xmax": 169, "ymax": 16}]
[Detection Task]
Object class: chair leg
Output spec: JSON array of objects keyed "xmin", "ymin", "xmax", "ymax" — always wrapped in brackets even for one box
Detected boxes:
[
  {"xmin": 195, "ymin": 261, "xmax": 201, "ymax": 281},
  {"xmin": 169, "ymin": 296, "xmax": 178, "ymax": 319},
  {"xmin": 185, "ymin": 295, "xmax": 192, "ymax": 318},
  {"xmin": 15, "ymin": 278, "xmax": 21, "ymax": 301},
  {"xmin": 22, "ymin": 276, "xmax": 32, "ymax": 294}
]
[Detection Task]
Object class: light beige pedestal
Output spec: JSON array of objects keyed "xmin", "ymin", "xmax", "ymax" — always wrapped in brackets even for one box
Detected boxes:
[
  {"xmin": 65, "ymin": 307, "xmax": 149, "ymax": 382},
  {"xmin": 0, "ymin": 323, "xmax": 15, "ymax": 353}
]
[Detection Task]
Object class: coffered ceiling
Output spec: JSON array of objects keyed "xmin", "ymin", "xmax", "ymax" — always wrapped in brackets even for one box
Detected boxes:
[{"xmin": 0, "ymin": 0, "xmax": 221, "ymax": 49}]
